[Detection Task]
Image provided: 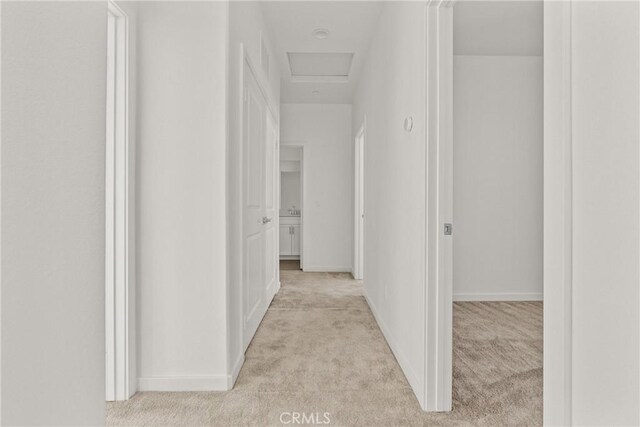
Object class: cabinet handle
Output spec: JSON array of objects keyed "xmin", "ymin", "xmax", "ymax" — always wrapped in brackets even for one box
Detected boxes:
[{"xmin": 289, "ymin": 226, "xmax": 293, "ymax": 235}]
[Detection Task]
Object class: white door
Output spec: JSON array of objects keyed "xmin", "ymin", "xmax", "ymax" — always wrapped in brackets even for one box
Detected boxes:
[
  {"xmin": 291, "ymin": 225, "xmax": 301, "ymax": 256},
  {"xmin": 243, "ymin": 59, "xmax": 278, "ymax": 350},
  {"xmin": 264, "ymin": 110, "xmax": 279, "ymax": 299}
]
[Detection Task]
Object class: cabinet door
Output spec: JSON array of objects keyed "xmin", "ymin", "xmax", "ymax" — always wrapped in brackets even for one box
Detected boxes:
[
  {"xmin": 279, "ymin": 225, "xmax": 292, "ymax": 256},
  {"xmin": 291, "ymin": 225, "xmax": 300, "ymax": 256}
]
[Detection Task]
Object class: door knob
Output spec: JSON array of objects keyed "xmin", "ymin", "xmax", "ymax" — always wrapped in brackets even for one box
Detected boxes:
[{"xmin": 262, "ymin": 216, "xmax": 272, "ymax": 224}]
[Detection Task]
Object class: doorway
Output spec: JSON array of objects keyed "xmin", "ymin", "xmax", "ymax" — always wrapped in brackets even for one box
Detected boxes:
[
  {"xmin": 426, "ymin": 0, "xmax": 544, "ymax": 414},
  {"xmin": 353, "ymin": 122, "xmax": 365, "ymax": 280},
  {"xmin": 279, "ymin": 144, "xmax": 304, "ymax": 271}
]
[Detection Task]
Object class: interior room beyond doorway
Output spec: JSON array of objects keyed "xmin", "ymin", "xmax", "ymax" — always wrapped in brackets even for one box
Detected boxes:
[{"xmin": 279, "ymin": 145, "xmax": 303, "ymax": 270}]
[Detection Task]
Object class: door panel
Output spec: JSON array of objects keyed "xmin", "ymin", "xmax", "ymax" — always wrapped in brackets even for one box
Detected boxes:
[
  {"xmin": 243, "ymin": 60, "xmax": 266, "ymax": 350},
  {"xmin": 245, "ymin": 233, "xmax": 262, "ymax": 324},
  {"xmin": 243, "ymin": 59, "xmax": 279, "ymax": 351},
  {"xmin": 265, "ymin": 226, "xmax": 277, "ymax": 295},
  {"xmin": 264, "ymin": 112, "xmax": 278, "ymax": 298}
]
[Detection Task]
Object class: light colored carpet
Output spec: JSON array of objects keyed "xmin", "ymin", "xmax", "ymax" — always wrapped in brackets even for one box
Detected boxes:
[{"xmin": 107, "ymin": 271, "xmax": 542, "ymax": 426}]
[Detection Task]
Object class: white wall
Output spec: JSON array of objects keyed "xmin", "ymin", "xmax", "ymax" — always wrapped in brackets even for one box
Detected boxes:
[
  {"xmin": 227, "ymin": 1, "xmax": 280, "ymax": 386},
  {"xmin": 280, "ymin": 104, "xmax": 353, "ymax": 272},
  {"xmin": 1, "ymin": 2, "xmax": 107, "ymax": 424},
  {"xmin": 453, "ymin": 1, "xmax": 542, "ymax": 57},
  {"xmin": 135, "ymin": 1, "xmax": 229, "ymax": 390},
  {"xmin": 352, "ymin": 2, "xmax": 428, "ymax": 407},
  {"xmin": 280, "ymin": 172, "xmax": 300, "ymax": 211},
  {"xmin": 544, "ymin": 1, "xmax": 640, "ymax": 425},
  {"xmin": 281, "ymin": 146, "xmax": 302, "ymax": 162},
  {"xmin": 453, "ymin": 55, "xmax": 542, "ymax": 301},
  {"xmin": 570, "ymin": 2, "xmax": 639, "ymax": 424}
]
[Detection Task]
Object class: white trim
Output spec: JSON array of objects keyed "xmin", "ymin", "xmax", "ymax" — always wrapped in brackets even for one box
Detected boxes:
[
  {"xmin": 302, "ymin": 266, "xmax": 352, "ymax": 273},
  {"xmin": 228, "ymin": 354, "xmax": 245, "ymax": 389},
  {"xmin": 0, "ymin": 1, "xmax": 3, "ymax": 420},
  {"xmin": 138, "ymin": 376, "xmax": 230, "ymax": 392},
  {"xmin": 454, "ymin": 293, "xmax": 543, "ymax": 302},
  {"xmin": 424, "ymin": 0, "xmax": 454, "ymax": 412},
  {"xmin": 106, "ymin": 0, "xmax": 133, "ymax": 402},
  {"xmin": 139, "ymin": 357, "xmax": 245, "ymax": 391},
  {"xmin": 353, "ymin": 120, "xmax": 365, "ymax": 281},
  {"xmin": 279, "ymin": 255, "xmax": 300, "ymax": 261},
  {"xmin": 365, "ymin": 294, "xmax": 422, "ymax": 402},
  {"xmin": 543, "ymin": 2, "xmax": 572, "ymax": 425},
  {"xmin": 105, "ymin": 5, "xmax": 116, "ymax": 402}
]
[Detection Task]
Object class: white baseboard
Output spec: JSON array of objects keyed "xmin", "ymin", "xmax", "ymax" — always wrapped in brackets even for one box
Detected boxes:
[
  {"xmin": 364, "ymin": 293, "xmax": 424, "ymax": 406},
  {"xmin": 453, "ymin": 292, "xmax": 543, "ymax": 302},
  {"xmin": 138, "ymin": 375, "xmax": 229, "ymax": 392},
  {"xmin": 227, "ymin": 354, "xmax": 245, "ymax": 389},
  {"xmin": 302, "ymin": 266, "xmax": 352, "ymax": 273}
]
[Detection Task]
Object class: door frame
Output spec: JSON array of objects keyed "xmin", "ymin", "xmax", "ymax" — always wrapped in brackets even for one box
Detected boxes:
[
  {"xmin": 239, "ymin": 44, "xmax": 280, "ymax": 351},
  {"xmin": 280, "ymin": 142, "xmax": 305, "ymax": 271},
  {"xmin": 428, "ymin": 0, "xmax": 572, "ymax": 420},
  {"xmin": 543, "ymin": 3, "xmax": 573, "ymax": 424},
  {"xmin": 105, "ymin": 0, "xmax": 134, "ymax": 402},
  {"xmin": 353, "ymin": 121, "xmax": 365, "ymax": 280}
]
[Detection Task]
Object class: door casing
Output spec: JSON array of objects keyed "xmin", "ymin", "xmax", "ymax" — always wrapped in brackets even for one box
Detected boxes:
[
  {"xmin": 353, "ymin": 122, "xmax": 365, "ymax": 280},
  {"xmin": 105, "ymin": 0, "xmax": 134, "ymax": 402}
]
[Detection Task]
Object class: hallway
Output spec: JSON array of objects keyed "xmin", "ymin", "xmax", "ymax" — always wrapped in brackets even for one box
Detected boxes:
[{"xmin": 107, "ymin": 271, "xmax": 542, "ymax": 425}]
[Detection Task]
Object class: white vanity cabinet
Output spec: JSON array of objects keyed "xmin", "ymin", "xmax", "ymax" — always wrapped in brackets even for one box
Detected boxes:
[
  {"xmin": 291, "ymin": 225, "xmax": 300, "ymax": 255},
  {"xmin": 279, "ymin": 217, "xmax": 301, "ymax": 257}
]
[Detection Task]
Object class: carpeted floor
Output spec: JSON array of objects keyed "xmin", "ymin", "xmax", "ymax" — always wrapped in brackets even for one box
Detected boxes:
[
  {"xmin": 107, "ymin": 271, "xmax": 542, "ymax": 426},
  {"xmin": 279, "ymin": 260, "xmax": 301, "ymax": 271}
]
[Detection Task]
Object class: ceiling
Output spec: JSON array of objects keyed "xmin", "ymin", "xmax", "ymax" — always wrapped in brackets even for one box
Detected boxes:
[
  {"xmin": 260, "ymin": 1, "xmax": 541, "ymax": 103},
  {"xmin": 261, "ymin": 1, "xmax": 383, "ymax": 104},
  {"xmin": 454, "ymin": 1, "xmax": 543, "ymax": 56}
]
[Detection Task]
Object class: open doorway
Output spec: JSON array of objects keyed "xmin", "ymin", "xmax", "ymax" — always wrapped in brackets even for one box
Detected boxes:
[
  {"xmin": 279, "ymin": 145, "xmax": 304, "ymax": 271},
  {"xmin": 107, "ymin": 1, "xmax": 546, "ymax": 423},
  {"xmin": 430, "ymin": 0, "xmax": 544, "ymax": 417}
]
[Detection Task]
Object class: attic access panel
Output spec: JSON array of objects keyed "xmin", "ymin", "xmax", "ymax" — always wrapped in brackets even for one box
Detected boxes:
[{"xmin": 287, "ymin": 52, "xmax": 354, "ymax": 82}]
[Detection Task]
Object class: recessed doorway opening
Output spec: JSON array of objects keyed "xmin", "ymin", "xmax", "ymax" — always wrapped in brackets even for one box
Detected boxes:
[{"xmin": 279, "ymin": 145, "xmax": 304, "ymax": 271}]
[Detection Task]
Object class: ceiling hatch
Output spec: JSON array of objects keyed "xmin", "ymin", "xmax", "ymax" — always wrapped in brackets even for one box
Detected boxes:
[{"xmin": 287, "ymin": 52, "xmax": 354, "ymax": 83}]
